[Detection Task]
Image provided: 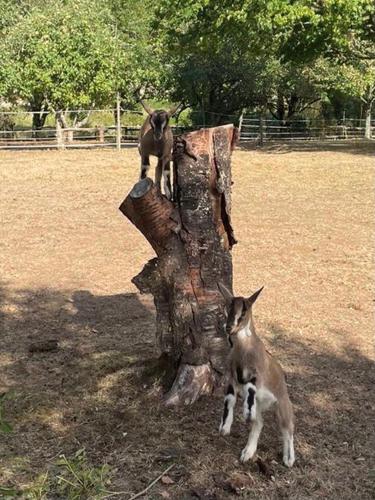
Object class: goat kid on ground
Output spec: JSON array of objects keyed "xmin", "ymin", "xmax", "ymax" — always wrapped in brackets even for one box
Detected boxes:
[
  {"xmin": 138, "ymin": 100, "xmax": 180, "ymax": 200},
  {"xmin": 218, "ymin": 283, "xmax": 295, "ymax": 467}
]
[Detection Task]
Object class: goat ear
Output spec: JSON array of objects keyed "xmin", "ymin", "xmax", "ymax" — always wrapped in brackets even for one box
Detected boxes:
[
  {"xmin": 247, "ymin": 286, "xmax": 264, "ymax": 305},
  {"xmin": 218, "ymin": 282, "xmax": 233, "ymax": 305},
  {"xmin": 167, "ymin": 103, "xmax": 181, "ymax": 117},
  {"xmin": 139, "ymin": 100, "xmax": 154, "ymax": 115}
]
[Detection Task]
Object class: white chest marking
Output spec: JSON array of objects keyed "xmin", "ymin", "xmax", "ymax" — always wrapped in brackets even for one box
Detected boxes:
[{"xmin": 237, "ymin": 325, "xmax": 252, "ymax": 340}]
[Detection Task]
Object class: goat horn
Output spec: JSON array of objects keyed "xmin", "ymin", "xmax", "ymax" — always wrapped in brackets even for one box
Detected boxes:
[
  {"xmin": 167, "ymin": 103, "xmax": 182, "ymax": 117},
  {"xmin": 218, "ymin": 282, "xmax": 233, "ymax": 304},
  {"xmin": 139, "ymin": 100, "xmax": 154, "ymax": 115}
]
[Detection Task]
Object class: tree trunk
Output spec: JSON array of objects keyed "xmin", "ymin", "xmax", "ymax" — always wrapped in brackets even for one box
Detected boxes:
[
  {"xmin": 276, "ymin": 91, "xmax": 285, "ymax": 122},
  {"xmin": 32, "ymin": 109, "xmax": 48, "ymax": 131},
  {"xmin": 31, "ymin": 102, "xmax": 48, "ymax": 140},
  {"xmin": 364, "ymin": 100, "xmax": 373, "ymax": 139},
  {"xmin": 119, "ymin": 125, "xmax": 237, "ymax": 405},
  {"xmin": 55, "ymin": 110, "xmax": 69, "ymax": 147}
]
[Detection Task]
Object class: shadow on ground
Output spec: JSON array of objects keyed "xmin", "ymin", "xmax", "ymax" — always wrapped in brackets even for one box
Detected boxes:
[{"xmin": 0, "ymin": 285, "xmax": 374, "ymax": 498}]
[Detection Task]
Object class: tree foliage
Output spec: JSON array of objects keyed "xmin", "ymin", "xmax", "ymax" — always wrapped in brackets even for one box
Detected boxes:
[
  {"xmin": 0, "ymin": 0, "xmax": 373, "ymax": 127},
  {"xmin": 0, "ymin": 0, "xmax": 158, "ymax": 112},
  {"xmin": 153, "ymin": 0, "xmax": 374, "ymax": 124}
]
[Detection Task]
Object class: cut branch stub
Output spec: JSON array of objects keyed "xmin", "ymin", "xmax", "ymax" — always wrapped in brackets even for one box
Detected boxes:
[
  {"xmin": 119, "ymin": 178, "xmax": 181, "ymax": 254},
  {"xmin": 120, "ymin": 124, "xmax": 237, "ymax": 405}
]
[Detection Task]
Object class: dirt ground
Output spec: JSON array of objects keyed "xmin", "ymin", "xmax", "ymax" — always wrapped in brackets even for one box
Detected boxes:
[{"xmin": 0, "ymin": 142, "xmax": 374, "ymax": 499}]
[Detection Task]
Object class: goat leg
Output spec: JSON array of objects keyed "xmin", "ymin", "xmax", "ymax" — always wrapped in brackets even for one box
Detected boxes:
[{"xmin": 219, "ymin": 382, "xmax": 236, "ymax": 435}]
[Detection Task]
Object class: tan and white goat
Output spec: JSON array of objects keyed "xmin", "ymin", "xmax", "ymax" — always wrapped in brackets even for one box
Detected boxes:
[
  {"xmin": 138, "ymin": 100, "xmax": 180, "ymax": 200},
  {"xmin": 218, "ymin": 283, "xmax": 295, "ymax": 467}
]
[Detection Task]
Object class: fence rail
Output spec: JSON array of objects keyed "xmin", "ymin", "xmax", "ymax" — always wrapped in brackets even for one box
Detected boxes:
[
  {"xmin": 0, "ymin": 103, "xmax": 229, "ymax": 149},
  {"xmin": 0, "ymin": 108, "xmax": 373, "ymax": 149},
  {"xmin": 0, "ymin": 125, "xmax": 197, "ymax": 149},
  {"xmin": 239, "ymin": 117, "xmax": 375, "ymax": 142},
  {"xmin": 0, "ymin": 106, "xmax": 201, "ymax": 149}
]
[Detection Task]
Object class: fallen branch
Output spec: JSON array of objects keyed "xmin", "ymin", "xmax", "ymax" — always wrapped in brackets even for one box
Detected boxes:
[
  {"xmin": 103, "ymin": 464, "xmax": 175, "ymax": 499},
  {"xmin": 128, "ymin": 464, "xmax": 175, "ymax": 500}
]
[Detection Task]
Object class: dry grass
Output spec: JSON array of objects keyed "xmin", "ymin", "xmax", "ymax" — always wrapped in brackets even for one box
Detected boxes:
[{"xmin": 0, "ymin": 143, "xmax": 374, "ymax": 499}]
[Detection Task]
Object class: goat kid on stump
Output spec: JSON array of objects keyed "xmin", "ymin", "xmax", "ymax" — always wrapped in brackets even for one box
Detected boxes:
[
  {"xmin": 138, "ymin": 100, "xmax": 180, "ymax": 200},
  {"xmin": 218, "ymin": 283, "xmax": 295, "ymax": 467}
]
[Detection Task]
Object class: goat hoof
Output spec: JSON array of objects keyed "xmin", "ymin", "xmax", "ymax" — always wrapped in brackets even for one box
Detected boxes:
[
  {"xmin": 240, "ymin": 447, "xmax": 256, "ymax": 463},
  {"xmin": 219, "ymin": 424, "xmax": 231, "ymax": 436},
  {"xmin": 283, "ymin": 456, "xmax": 295, "ymax": 468}
]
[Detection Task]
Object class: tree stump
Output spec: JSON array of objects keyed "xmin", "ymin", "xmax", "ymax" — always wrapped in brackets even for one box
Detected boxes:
[{"xmin": 119, "ymin": 124, "xmax": 237, "ymax": 405}]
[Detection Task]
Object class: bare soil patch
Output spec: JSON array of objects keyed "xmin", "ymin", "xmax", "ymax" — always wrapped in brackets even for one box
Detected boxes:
[{"xmin": 1, "ymin": 143, "xmax": 374, "ymax": 498}]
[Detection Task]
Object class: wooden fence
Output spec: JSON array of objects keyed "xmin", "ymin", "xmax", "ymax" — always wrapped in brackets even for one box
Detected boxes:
[
  {"xmin": 0, "ymin": 108, "xmax": 373, "ymax": 149},
  {"xmin": 239, "ymin": 116, "xmax": 375, "ymax": 142},
  {"xmin": 0, "ymin": 109, "xmax": 195, "ymax": 150}
]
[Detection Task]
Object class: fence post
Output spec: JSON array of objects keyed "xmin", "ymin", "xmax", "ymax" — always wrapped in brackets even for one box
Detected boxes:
[
  {"xmin": 116, "ymin": 92, "xmax": 121, "ymax": 150},
  {"xmin": 259, "ymin": 109, "xmax": 266, "ymax": 146},
  {"xmin": 238, "ymin": 109, "xmax": 244, "ymax": 142},
  {"xmin": 364, "ymin": 102, "xmax": 372, "ymax": 139},
  {"xmin": 67, "ymin": 129, "xmax": 74, "ymax": 143},
  {"xmin": 342, "ymin": 110, "xmax": 347, "ymax": 139},
  {"xmin": 95, "ymin": 126, "xmax": 105, "ymax": 143}
]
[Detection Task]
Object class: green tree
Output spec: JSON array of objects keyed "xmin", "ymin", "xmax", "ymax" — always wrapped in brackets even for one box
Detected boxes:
[
  {"xmin": 155, "ymin": 0, "xmax": 334, "ymax": 123},
  {"xmin": 313, "ymin": 58, "xmax": 375, "ymax": 135},
  {"xmin": 108, "ymin": 0, "xmax": 161, "ymax": 107},
  {"xmin": 281, "ymin": 0, "xmax": 375, "ymax": 136},
  {"xmin": 0, "ymin": 0, "xmax": 159, "ymax": 129},
  {"xmin": 1, "ymin": 0, "xmax": 124, "ymax": 127}
]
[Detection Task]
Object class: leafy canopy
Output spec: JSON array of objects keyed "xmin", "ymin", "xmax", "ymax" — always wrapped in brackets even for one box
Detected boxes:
[{"xmin": 0, "ymin": 0, "xmax": 159, "ymax": 109}]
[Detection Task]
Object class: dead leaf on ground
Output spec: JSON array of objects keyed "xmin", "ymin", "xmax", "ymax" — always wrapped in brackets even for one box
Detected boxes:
[
  {"xmin": 160, "ymin": 490, "xmax": 171, "ymax": 499},
  {"xmin": 161, "ymin": 475, "xmax": 175, "ymax": 485},
  {"xmin": 224, "ymin": 471, "xmax": 254, "ymax": 494}
]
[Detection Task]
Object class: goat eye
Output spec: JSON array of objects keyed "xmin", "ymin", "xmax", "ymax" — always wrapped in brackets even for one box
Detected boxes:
[{"xmin": 239, "ymin": 309, "xmax": 246, "ymax": 321}]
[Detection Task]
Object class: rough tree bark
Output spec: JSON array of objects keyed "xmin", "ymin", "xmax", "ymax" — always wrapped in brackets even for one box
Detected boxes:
[{"xmin": 120, "ymin": 124, "xmax": 237, "ymax": 405}]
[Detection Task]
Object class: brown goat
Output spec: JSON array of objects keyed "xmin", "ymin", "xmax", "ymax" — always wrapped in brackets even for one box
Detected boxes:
[
  {"xmin": 138, "ymin": 101, "xmax": 180, "ymax": 199},
  {"xmin": 218, "ymin": 283, "xmax": 295, "ymax": 467}
]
